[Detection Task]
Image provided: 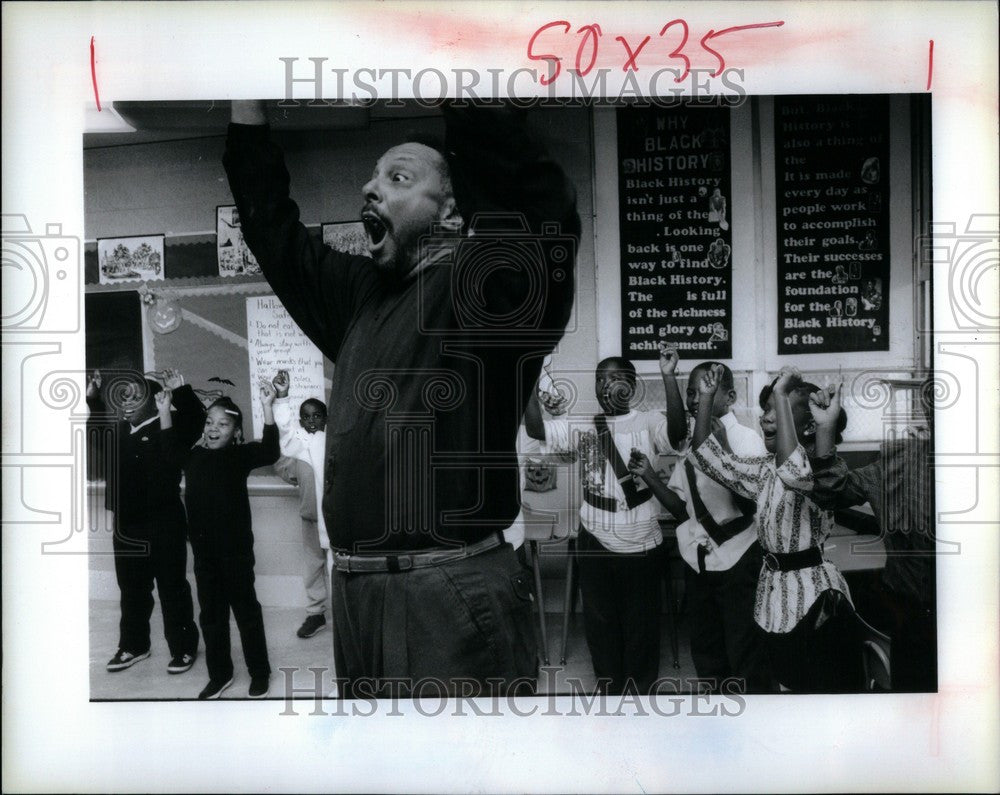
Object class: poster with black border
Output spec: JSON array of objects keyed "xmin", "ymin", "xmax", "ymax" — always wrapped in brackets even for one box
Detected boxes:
[
  {"xmin": 617, "ymin": 103, "xmax": 734, "ymax": 360},
  {"xmin": 775, "ymin": 94, "xmax": 892, "ymax": 355}
]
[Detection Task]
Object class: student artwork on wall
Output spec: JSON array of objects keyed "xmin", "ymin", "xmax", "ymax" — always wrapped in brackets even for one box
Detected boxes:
[
  {"xmin": 97, "ymin": 234, "xmax": 164, "ymax": 284},
  {"xmin": 217, "ymin": 204, "xmax": 262, "ymax": 277},
  {"xmin": 616, "ymin": 104, "xmax": 734, "ymax": 360},
  {"xmin": 321, "ymin": 221, "xmax": 368, "ymax": 256},
  {"xmin": 774, "ymin": 95, "xmax": 891, "ymax": 354}
]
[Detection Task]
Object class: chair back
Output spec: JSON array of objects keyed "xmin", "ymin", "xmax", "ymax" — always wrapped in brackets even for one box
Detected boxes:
[
  {"xmin": 521, "ymin": 504, "xmax": 559, "ymax": 542},
  {"xmin": 856, "ymin": 612, "xmax": 892, "ymax": 691}
]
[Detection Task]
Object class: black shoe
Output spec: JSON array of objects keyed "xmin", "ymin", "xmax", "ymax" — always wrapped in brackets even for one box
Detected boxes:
[
  {"xmin": 106, "ymin": 648, "xmax": 150, "ymax": 672},
  {"xmin": 248, "ymin": 675, "xmax": 270, "ymax": 699},
  {"xmin": 198, "ymin": 677, "xmax": 234, "ymax": 700},
  {"xmin": 167, "ymin": 651, "xmax": 197, "ymax": 675},
  {"xmin": 296, "ymin": 614, "xmax": 326, "ymax": 639}
]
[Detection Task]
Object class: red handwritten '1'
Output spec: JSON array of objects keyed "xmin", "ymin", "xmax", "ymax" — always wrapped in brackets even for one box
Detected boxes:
[
  {"xmin": 90, "ymin": 36, "xmax": 102, "ymax": 111},
  {"xmin": 926, "ymin": 40, "xmax": 934, "ymax": 90}
]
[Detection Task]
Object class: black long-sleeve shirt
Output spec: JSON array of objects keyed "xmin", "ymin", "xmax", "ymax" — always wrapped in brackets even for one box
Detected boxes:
[
  {"xmin": 224, "ymin": 105, "xmax": 580, "ymax": 552},
  {"xmin": 87, "ymin": 384, "xmax": 205, "ymax": 528},
  {"xmin": 162, "ymin": 423, "xmax": 279, "ymax": 554},
  {"xmin": 809, "ymin": 436, "xmax": 935, "ymax": 606}
]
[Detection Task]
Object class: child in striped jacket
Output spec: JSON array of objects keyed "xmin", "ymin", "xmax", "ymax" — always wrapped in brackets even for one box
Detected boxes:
[{"xmin": 690, "ymin": 365, "xmax": 861, "ymax": 693}]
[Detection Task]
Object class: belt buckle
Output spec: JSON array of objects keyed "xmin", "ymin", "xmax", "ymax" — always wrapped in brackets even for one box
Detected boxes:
[
  {"xmin": 389, "ymin": 554, "xmax": 413, "ymax": 572},
  {"xmin": 763, "ymin": 552, "xmax": 780, "ymax": 571}
]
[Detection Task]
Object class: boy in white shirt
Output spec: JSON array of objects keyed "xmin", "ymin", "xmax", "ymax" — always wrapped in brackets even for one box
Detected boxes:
[
  {"xmin": 524, "ymin": 353, "xmax": 685, "ymax": 695},
  {"xmin": 272, "ymin": 370, "xmax": 329, "ymax": 639},
  {"xmin": 651, "ymin": 352, "xmax": 770, "ymax": 692}
]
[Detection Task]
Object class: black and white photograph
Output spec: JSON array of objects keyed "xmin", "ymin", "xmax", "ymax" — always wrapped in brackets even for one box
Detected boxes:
[
  {"xmin": 217, "ymin": 204, "xmax": 262, "ymax": 277},
  {"xmin": 80, "ymin": 93, "xmax": 939, "ymax": 703},
  {"xmin": 321, "ymin": 220, "xmax": 368, "ymax": 256},
  {"xmin": 2, "ymin": 2, "xmax": 997, "ymax": 793},
  {"xmin": 97, "ymin": 233, "xmax": 164, "ymax": 284}
]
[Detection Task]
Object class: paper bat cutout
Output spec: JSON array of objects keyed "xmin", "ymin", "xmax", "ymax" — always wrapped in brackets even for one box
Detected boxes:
[{"xmin": 208, "ymin": 376, "xmax": 235, "ymax": 386}]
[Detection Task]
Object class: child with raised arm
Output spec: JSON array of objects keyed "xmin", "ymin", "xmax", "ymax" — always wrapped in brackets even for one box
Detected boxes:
[
  {"xmin": 157, "ymin": 381, "xmax": 280, "ymax": 700},
  {"xmin": 86, "ymin": 368, "xmax": 202, "ymax": 676},
  {"xmin": 689, "ymin": 365, "xmax": 861, "ymax": 692},
  {"xmin": 271, "ymin": 369, "xmax": 330, "ymax": 639},
  {"xmin": 628, "ymin": 347, "xmax": 771, "ymax": 693}
]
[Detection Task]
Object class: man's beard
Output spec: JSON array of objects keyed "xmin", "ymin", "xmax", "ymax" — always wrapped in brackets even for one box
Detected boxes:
[{"xmin": 372, "ymin": 240, "xmax": 417, "ymax": 285}]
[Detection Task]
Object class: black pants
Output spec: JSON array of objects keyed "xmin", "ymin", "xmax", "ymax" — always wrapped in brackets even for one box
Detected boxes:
[
  {"xmin": 765, "ymin": 588, "xmax": 864, "ymax": 693},
  {"xmin": 192, "ymin": 544, "xmax": 270, "ymax": 681},
  {"xmin": 686, "ymin": 542, "xmax": 771, "ymax": 693},
  {"xmin": 330, "ymin": 543, "xmax": 537, "ymax": 698},
  {"xmin": 576, "ymin": 527, "xmax": 663, "ymax": 696},
  {"xmin": 112, "ymin": 519, "xmax": 198, "ymax": 657}
]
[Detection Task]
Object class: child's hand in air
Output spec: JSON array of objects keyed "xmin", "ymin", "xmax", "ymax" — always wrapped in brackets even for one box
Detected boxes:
[
  {"xmin": 809, "ymin": 381, "xmax": 843, "ymax": 431},
  {"xmin": 272, "ymin": 370, "xmax": 290, "ymax": 398},
  {"xmin": 658, "ymin": 343, "xmax": 679, "ymax": 376},
  {"xmin": 259, "ymin": 379, "xmax": 277, "ymax": 406},
  {"xmin": 163, "ymin": 368, "xmax": 185, "ymax": 390},
  {"xmin": 698, "ymin": 363, "xmax": 724, "ymax": 396},
  {"xmin": 155, "ymin": 389, "xmax": 172, "ymax": 416},
  {"xmin": 773, "ymin": 366, "xmax": 801, "ymax": 397}
]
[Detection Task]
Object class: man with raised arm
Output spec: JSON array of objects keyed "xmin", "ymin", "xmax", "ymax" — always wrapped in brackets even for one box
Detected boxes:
[{"xmin": 224, "ymin": 100, "xmax": 579, "ymax": 697}]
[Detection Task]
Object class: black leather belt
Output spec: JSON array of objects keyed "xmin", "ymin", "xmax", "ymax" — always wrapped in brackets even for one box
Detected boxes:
[
  {"xmin": 762, "ymin": 546, "xmax": 823, "ymax": 572},
  {"xmin": 331, "ymin": 531, "xmax": 505, "ymax": 574},
  {"xmin": 583, "ymin": 487, "xmax": 652, "ymax": 513}
]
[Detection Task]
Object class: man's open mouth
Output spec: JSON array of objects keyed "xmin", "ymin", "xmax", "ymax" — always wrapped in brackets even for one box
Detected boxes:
[{"xmin": 361, "ymin": 209, "xmax": 388, "ymax": 248}]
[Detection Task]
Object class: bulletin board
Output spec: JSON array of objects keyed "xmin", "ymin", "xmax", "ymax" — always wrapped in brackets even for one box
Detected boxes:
[{"xmin": 146, "ymin": 288, "xmax": 333, "ymax": 437}]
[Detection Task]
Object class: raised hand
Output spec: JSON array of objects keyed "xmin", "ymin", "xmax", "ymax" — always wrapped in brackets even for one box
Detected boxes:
[
  {"xmin": 809, "ymin": 381, "xmax": 843, "ymax": 430},
  {"xmin": 658, "ymin": 343, "xmax": 679, "ymax": 376},
  {"xmin": 773, "ymin": 365, "xmax": 801, "ymax": 397},
  {"xmin": 86, "ymin": 370, "xmax": 102, "ymax": 399},
  {"xmin": 259, "ymin": 379, "xmax": 277, "ymax": 406},
  {"xmin": 163, "ymin": 368, "xmax": 185, "ymax": 390},
  {"xmin": 231, "ymin": 100, "xmax": 267, "ymax": 125},
  {"xmin": 155, "ymin": 389, "xmax": 172, "ymax": 415},
  {"xmin": 698, "ymin": 363, "xmax": 724, "ymax": 396},
  {"xmin": 272, "ymin": 369, "xmax": 290, "ymax": 398}
]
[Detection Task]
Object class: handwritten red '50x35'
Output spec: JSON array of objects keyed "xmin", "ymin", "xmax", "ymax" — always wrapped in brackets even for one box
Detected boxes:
[{"xmin": 527, "ymin": 19, "xmax": 785, "ymax": 85}]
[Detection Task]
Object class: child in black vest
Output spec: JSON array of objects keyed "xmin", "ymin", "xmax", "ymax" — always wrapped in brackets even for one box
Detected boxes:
[{"xmin": 157, "ymin": 381, "xmax": 279, "ymax": 699}]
